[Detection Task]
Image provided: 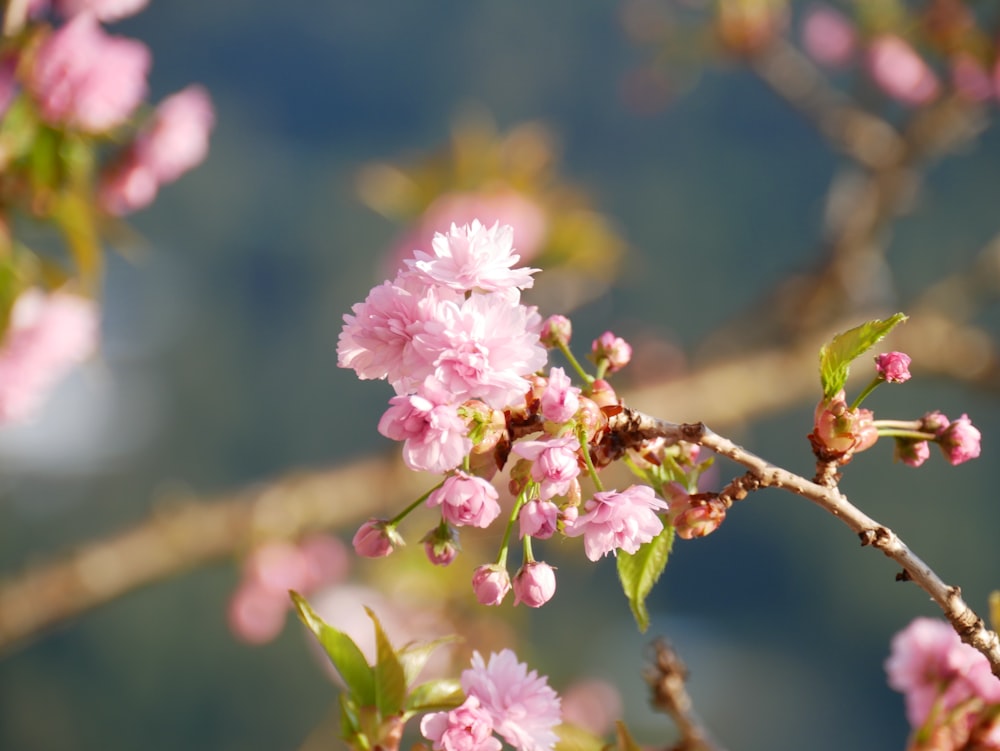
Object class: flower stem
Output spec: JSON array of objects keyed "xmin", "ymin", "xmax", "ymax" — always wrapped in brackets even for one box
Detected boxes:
[
  {"xmin": 389, "ymin": 482, "xmax": 443, "ymax": 526},
  {"xmin": 577, "ymin": 424, "xmax": 604, "ymax": 492},
  {"xmin": 557, "ymin": 340, "xmax": 594, "ymax": 385},
  {"xmin": 850, "ymin": 376, "xmax": 883, "ymax": 410}
]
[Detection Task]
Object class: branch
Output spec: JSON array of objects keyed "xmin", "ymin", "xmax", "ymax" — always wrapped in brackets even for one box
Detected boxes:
[
  {"xmin": 645, "ymin": 638, "xmax": 726, "ymax": 751},
  {"xmin": 607, "ymin": 409, "xmax": 1000, "ymax": 677}
]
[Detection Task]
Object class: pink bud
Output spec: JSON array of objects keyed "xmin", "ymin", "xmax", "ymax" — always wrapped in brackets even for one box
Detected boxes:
[
  {"xmin": 540, "ymin": 366, "xmax": 580, "ymax": 424},
  {"xmin": 591, "ymin": 331, "xmax": 632, "ymax": 373},
  {"xmin": 512, "ymin": 561, "xmax": 557, "ymax": 608},
  {"xmin": 421, "ymin": 524, "xmax": 461, "ymax": 567},
  {"xmin": 875, "ymin": 351, "xmax": 912, "ymax": 383},
  {"xmin": 351, "ymin": 519, "xmax": 401, "ymax": 558},
  {"xmin": 518, "ymin": 499, "xmax": 559, "ymax": 540},
  {"xmin": 471, "ymin": 564, "xmax": 511, "ymax": 606},
  {"xmin": 894, "ymin": 438, "xmax": 929, "ymax": 468},
  {"xmin": 575, "ymin": 396, "xmax": 607, "ymax": 443},
  {"xmin": 666, "ymin": 485, "xmax": 727, "ymax": 540},
  {"xmin": 588, "ymin": 378, "xmax": 618, "ymax": 408},
  {"xmin": 809, "ymin": 391, "xmax": 878, "ymax": 461},
  {"xmin": 921, "ymin": 410, "xmax": 950, "ymax": 434},
  {"xmin": 540, "ymin": 315, "xmax": 572, "ymax": 348},
  {"xmin": 937, "ymin": 414, "xmax": 981, "ymax": 465}
]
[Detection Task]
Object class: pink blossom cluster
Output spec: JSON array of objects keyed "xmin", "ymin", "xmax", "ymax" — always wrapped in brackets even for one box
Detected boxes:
[
  {"xmin": 0, "ymin": 288, "xmax": 98, "ymax": 424},
  {"xmin": 886, "ymin": 617, "xmax": 1000, "ymax": 749},
  {"xmin": 228, "ymin": 535, "xmax": 349, "ymax": 644},
  {"xmin": 421, "ymin": 649, "xmax": 562, "ymax": 751},
  {"xmin": 799, "ymin": 3, "xmax": 1000, "ymax": 106},
  {"xmin": 895, "ymin": 411, "xmax": 982, "ymax": 468}
]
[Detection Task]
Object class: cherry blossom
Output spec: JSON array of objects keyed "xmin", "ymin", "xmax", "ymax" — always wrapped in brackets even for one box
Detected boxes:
[
  {"xmin": 427, "ymin": 472, "xmax": 501, "ymax": 529},
  {"xmin": 539, "ymin": 367, "xmax": 580, "ymax": 424},
  {"xmin": 564, "ymin": 484, "xmax": 668, "ymax": 561},
  {"xmin": 377, "ymin": 380, "xmax": 471, "ymax": 474},
  {"xmin": 511, "ymin": 434, "xmax": 581, "ymax": 501},
  {"xmin": 421, "ymin": 696, "xmax": 502, "ymax": 751}
]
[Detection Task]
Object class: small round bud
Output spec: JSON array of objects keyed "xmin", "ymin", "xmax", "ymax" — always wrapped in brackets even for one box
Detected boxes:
[
  {"xmin": 937, "ymin": 414, "xmax": 981, "ymax": 466},
  {"xmin": 590, "ymin": 331, "xmax": 632, "ymax": 373},
  {"xmin": 471, "ymin": 564, "xmax": 512, "ymax": 606},
  {"xmin": 894, "ymin": 438, "xmax": 929, "ymax": 468},
  {"xmin": 875, "ymin": 351, "xmax": 912, "ymax": 383},
  {"xmin": 421, "ymin": 524, "xmax": 461, "ymax": 566},
  {"xmin": 518, "ymin": 499, "xmax": 559, "ymax": 540},
  {"xmin": 588, "ymin": 378, "xmax": 618, "ymax": 408},
  {"xmin": 512, "ymin": 561, "xmax": 557, "ymax": 608},
  {"xmin": 352, "ymin": 519, "xmax": 402, "ymax": 558}
]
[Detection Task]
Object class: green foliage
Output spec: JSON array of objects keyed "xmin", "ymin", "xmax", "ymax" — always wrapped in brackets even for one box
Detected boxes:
[
  {"xmin": 367, "ymin": 606, "xmax": 408, "ymax": 717},
  {"xmin": 554, "ymin": 722, "xmax": 609, "ymax": 751},
  {"xmin": 819, "ymin": 313, "xmax": 907, "ymax": 399},
  {"xmin": 617, "ymin": 525, "xmax": 674, "ymax": 632},
  {"xmin": 398, "ymin": 636, "xmax": 461, "ymax": 688},
  {"xmin": 405, "ymin": 679, "xmax": 464, "ymax": 714}
]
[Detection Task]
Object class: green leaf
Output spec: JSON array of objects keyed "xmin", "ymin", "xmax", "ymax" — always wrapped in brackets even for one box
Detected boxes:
[
  {"xmin": 398, "ymin": 635, "xmax": 461, "ymax": 688},
  {"xmin": 366, "ymin": 606, "xmax": 408, "ymax": 718},
  {"xmin": 819, "ymin": 313, "xmax": 907, "ymax": 399},
  {"xmin": 404, "ymin": 678, "xmax": 464, "ymax": 714},
  {"xmin": 617, "ymin": 525, "xmax": 674, "ymax": 632},
  {"xmin": 554, "ymin": 723, "xmax": 609, "ymax": 751},
  {"xmin": 615, "ymin": 721, "xmax": 644, "ymax": 751},
  {"xmin": 291, "ymin": 592, "xmax": 376, "ymax": 706}
]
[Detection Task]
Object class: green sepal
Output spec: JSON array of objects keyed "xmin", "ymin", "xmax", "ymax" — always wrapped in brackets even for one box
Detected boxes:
[
  {"xmin": 339, "ymin": 693, "xmax": 365, "ymax": 746},
  {"xmin": 554, "ymin": 723, "xmax": 609, "ymax": 751},
  {"xmin": 614, "ymin": 721, "xmax": 644, "ymax": 751},
  {"xmin": 819, "ymin": 313, "xmax": 907, "ymax": 399},
  {"xmin": 404, "ymin": 678, "xmax": 464, "ymax": 715},
  {"xmin": 617, "ymin": 524, "xmax": 674, "ymax": 632},
  {"xmin": 367, "ymin": 606, "xmax": 408, "ymax": 717},
  {"xmin": 291, "ymin": 591, "xmax": 376, "ymax": 706},
  {"xmin": 398, "ymin": 635, "xmax": 462, "ymax": 688}
]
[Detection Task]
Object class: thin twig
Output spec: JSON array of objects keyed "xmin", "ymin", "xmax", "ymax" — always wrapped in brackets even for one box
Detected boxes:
[
  {"xmin": 645, "ymin": 638, "xmax": 725, "ymax": 751},
  {"xmin": 607, "ymin": 409, "xmax": 1000, "ymax": 678}
]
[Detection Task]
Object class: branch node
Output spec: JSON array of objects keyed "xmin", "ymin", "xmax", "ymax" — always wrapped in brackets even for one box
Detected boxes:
[{"xmin": 895, "ymin": 569, "xmax": 911, "ymax": 582}]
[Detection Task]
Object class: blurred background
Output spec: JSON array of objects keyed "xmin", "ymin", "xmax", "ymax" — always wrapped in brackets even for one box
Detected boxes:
[{"xmin": 2, "ymin": 1, "xmax": 1000, "ymax": 749}]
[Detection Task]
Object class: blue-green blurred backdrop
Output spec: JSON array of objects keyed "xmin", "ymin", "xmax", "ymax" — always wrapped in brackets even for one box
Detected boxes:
[{"xmin": 2, "ymin": 2, "xmax": 1000, "ymax": 750}]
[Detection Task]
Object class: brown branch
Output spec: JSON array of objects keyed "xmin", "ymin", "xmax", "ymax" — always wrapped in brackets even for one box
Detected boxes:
[
  {"xmin": 607, "ymin": 409, "xmax": 1000, "ymax": 678},
  {"xmin": 645, "ymin": 638, "xmax": 725, "ymax": 751}
]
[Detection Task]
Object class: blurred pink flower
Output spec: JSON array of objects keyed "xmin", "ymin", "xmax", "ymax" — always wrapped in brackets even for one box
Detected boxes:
[
  {"xmin": 951, "ymin": 53, "xmax": 994, "ymax": 102},
  {"xmin": 29, "ymin": 12, "xmax": 150, "ymax": 132},
  {"xmin": 801, "ymin": 4, "xmax": 856, "ymax": 68},
  {"xmin": 227, "ymin": 581, "xmax": 288, "ymax": 645},
  {"xmin": 564, "ymin": 484, "xmax": 668, "ymax": 561},
  {"xmin": 54, "ymin": 0, "xmax": 148, "ymax": 22},
  {"xmin": 0, "ymin": 57, "xmax": 17, "ymax": 120},
  {"xmin": 243, "ymin": 540, "xmax": 311, "ymax": 596},
  {"xmin": 0, "ymin": 289, "xmax": 98, "ymax": 424},
  {"xmin": 99, "ymin": 85, "xmax": 215, "ymax": 215},
  {"xmin": 462, "ymin": 649, "xmax": 562, "ymax": 751},
  {"xmin": 561, "ymin": 679, "xmax": 622, "ymax": 736},
  {"xmin": 866, "ymin": 35, "xmax": 939, "ymax": 106}
]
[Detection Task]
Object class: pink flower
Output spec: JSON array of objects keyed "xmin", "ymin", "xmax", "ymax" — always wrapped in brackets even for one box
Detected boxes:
[
  {"xmin": 351, "ymin": 519, "xmax": 401, "ymax": 558},
  {"xmin": 511, "ymin": 434, "xmax": 581, "ymax": 501},
  {"xmin": 378, "ymin": 382, "xmax": 471, "ymax": 474},
  {"xmin": 512, "ymin": 562, "xmax": 557, "ymax": 608},
  {"xmin": 937, "ymin": 414, "xmax": 981, "ymax": 465},
  {"xmin": 242, "ymin": 541, "xmax": 311, "ymax": 596},
  {"xmin": 412, "ymin": 291, "xmax": 546, "ymax": 408},
  {"xmin": 952, "ymin": 53, "xmax": 994, "ymax": 102},
  {"xmin": 539, "ymin": 367, "xmax": 580, "ymax": 424},
  {"xmin": 227, "ymin": 581, "xmax": 288, "ymax": 644},
  {"xmin": 560, "ymin": 679, "xmax": 622, "ymax": 736},
  {"xmin": 421, "ymin": 696, "xmax": 503, "ymax": 751},
  {"xmin": 0, "ymin": 289, "xmax": 98, "ymax": 424},
  {"xmin": 894, "ymin": 438, "xmax": 929, "ymax": 468},
  {"xmin": 875, "ymin": 351, "xmax": 912, "ymax": 383},
  {"xmin": 29, "ymin": 12, "xmax": 150, "ymax": 132},
  {"xmin": 801, "ymin": 4, "xmax": 856, "ymax": 68},
  {"xmin": 338, "ymin": 274, "xmax": 460, "ymax": 391},
  {"xmin": 406, "ymin": 220, "xmax": 538, "ymax": 297},
  {"xmin": 867, "ymin": 35, "xmax": 939, "ymax": 106},
  {"xmin": 427, "ymin": 472, "xmax": 501, "ymax": 529},
  {"xmin": 564, "ymin": 484, "xmax": 668, "ymax": 561},
  {"xmin": 886, "ymin": 617, "xmax": 999, "ymax": 728},
  {"xmin": 461, "ymin": 649, "xmax": 562, "ymax": 751},
  {"xmin": 54, "ymin": 0, "xmax": 148, "ymax": 22},
  {"xmin": 590, "ymin": 331, "xmax": 632, "ymax": 373},
  {"xmin": 471, "ymin": 564, "xmax": 511, "ymax": 606},
  {"xmin": 518, "ymin": 499, "xmax": 559, "ymax": 540}
]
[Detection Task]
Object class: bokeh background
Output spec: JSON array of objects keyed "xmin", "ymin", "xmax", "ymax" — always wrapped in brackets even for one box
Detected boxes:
[{"xmin": 2, "ymin": 2, "xmax": 1000, "ymax": 750}]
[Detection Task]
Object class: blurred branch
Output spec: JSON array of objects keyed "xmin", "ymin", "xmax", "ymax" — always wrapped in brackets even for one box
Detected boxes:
[{"xmin": 645, "ymin": 638, "xmax": 725, "ymax": 751}]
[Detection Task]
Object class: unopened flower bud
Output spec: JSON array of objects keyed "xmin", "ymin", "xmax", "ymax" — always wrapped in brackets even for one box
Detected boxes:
[
  {"xmin": 875, "ymin": 351, "xmax": 912, "ymax": 383},
  {"xmin": 667, "ymin": 487, "xmax": 727, "ymax": 540},
  {"xmin": 518, "ymin": 499, "xmax": 559, "ymax": 539},
  {"xmin": 540, "ymin": 314, "xmax": 572, "ymax": 348},
  {"xmin": 576, "ymin": 396, "xmax": 607, "ymax": 443},
  {"xmin": 590, "ymin": 331, "xmax": 632, "ymax": 373},
  {"xmin": 589, "ymin": 378, "xmax": 618, "ymax": 408},
  {"xmin": 513, "ymin": 561, "xmax": 557, "ymax": 608},
  {"xmin": 421, "ymin": 524, "xmax": 461, "ymax": 566},
  {"xmin": 937, "ymin": 414, "xmax": 981, "ymax": 465},
  {"xmin": 809, "ymin": 391, "xmax": 878, "ymax": 461},
  {"xmin": 894, "ymin": 438, "xmax": 929, "ymax": 468},
  {"xmin": 471, "ymin": 564, "xmax": 511, "ymax": 606},
  {"xmin": 352, "ymin": 519, "xmax": 402, "ymax": 558},
  {"xmin": 921, "ymin": 410, "xmax": 950, "ymax": 434},
  {"xmin": 461, "ymin": 399, "xmax": 507, "ymax": 454}
]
